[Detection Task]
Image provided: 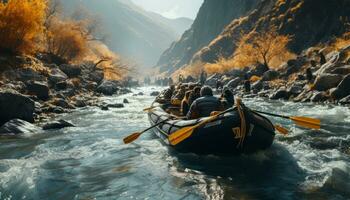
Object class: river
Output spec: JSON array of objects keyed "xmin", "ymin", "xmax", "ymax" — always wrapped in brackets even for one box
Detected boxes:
[{"xmin": 0, "ymin": 87, "xmax": 349, "ymax": 200}]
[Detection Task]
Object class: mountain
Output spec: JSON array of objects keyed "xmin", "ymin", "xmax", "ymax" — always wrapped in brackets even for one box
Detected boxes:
[
  {"xmin": 60, "ymin": 0, "xmax": 193, "ymax": 68},
  {"xmin": 158, "ymin": 0, "xmax": 350, "ymax": 75},
  {"xmin": 156, "ymin": 0, "xmax": 261, "ymax": 73},
  {"xmin": 194, "ymin": 0, "xmax": 350, "ymax": 65}
]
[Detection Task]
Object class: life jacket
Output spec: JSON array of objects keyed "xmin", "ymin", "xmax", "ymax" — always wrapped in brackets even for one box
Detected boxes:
[{"xmin": 188, "ymin": 96, "xmax": 221, "ymax": 119}]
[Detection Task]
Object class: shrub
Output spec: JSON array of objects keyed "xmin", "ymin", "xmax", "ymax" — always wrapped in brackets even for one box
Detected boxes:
[
  {"xmin": 0, "ymin": 0, "xmax": 47, "ymax": 54},
  {"xmin": 46, "ymin": 18, "xmax": 88, "ymax": 62}
]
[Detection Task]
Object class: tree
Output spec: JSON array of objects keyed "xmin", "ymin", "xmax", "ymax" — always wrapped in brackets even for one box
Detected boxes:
[{"xmin": 234, "ymin": 26, "xmax": 293, "ymax": 69}]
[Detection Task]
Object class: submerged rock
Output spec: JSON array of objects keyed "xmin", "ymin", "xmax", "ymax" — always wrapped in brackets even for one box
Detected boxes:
[
  {"xmin": 123, "ymin": 99, "xmax": 129, "ymax": 104},
  {"xmin": 43, "ymin": 120, "xmax": 75, "ymax": 130},
  {"xmin": 0, "ymin": 91, "xmax": 35, "ymax": 125},
  {"xmin": 150, "ymin": 91, "xmax": 160, "ymax": 96},
  {"xmin": 0, "ymin": 119, "xmax": 40, "ymax": 135}
]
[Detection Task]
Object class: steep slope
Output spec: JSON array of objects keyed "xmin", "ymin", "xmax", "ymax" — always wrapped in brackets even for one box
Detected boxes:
[
  {"xmin": 194, "ymin": 0, "xmax": 350, "ymax": 64},
  {"xmin": 61, "ymin": 0, "xmax": 193, "ymax": 68},
  {"xmin": 156, "ymin": 0, "xmax": 261, "ymax": 73}
]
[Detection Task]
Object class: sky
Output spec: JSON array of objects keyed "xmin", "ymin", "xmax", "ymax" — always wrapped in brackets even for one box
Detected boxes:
[{"xmin": 130, "ymin": 0, "xmax": 204, "ymax": 19}]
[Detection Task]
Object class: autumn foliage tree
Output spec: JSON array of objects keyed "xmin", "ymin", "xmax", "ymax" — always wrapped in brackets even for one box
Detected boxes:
[
  {"xmin": 0, "ymin": 0, "xmax": 47, "ymax": 54},
  {"xmin": 234, "ymin": 27, "xmax": 294, "ymax": 69}
]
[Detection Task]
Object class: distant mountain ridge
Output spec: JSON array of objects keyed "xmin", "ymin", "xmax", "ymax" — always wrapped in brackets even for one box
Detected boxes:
[
  {"xmin": 157, "ymin": 0, "xmax": 350, "ymax": 74},
  {"xmin": 60, "ymin": 0, "xmax": 193, "ymax": 68},
  {"xmin": 156, "ymin": 0, "xmax": 261, "ymax": 73}
]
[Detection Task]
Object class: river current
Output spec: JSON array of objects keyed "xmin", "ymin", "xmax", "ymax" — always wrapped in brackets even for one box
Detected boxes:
[{"xmin": 0, "ymin": 87, "xmax": 349, "ymax": 200}]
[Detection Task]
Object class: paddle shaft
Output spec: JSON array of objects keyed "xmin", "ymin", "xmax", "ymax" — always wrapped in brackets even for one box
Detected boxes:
[
  {"xmin": 142, "ymin": 118, "xmax": 172, "ymax": 134},
  {"xmin": 254, "ymin": 110, "xmax": 290, "ymax": 120}
]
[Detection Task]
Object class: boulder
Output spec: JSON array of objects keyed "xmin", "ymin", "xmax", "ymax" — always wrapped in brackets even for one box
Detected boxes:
[
  {"xmin": 311, "ymin": 91, "xmax": 328, "ymax": 102},
  {"xmin": 43, "ymin": 120, "xmax": 75, "ymax": 130},
  {"xmin": 96, "ymin": 80, "xmax": 119, "ymax": 96},
  {"xmin": 150, "ymin": 91, "xmax": 160, "ymax": 96},
  {"xmin": 89, "ymin": 69, "xmax": 104, "ymax": 84},
  {"xmin": 55, "ymin": 80, "xmax": 74, "ymax": 91},
  {"xmin": 0, "ymin": 119, "xmax": 40, "ymax": 136},
  {"xmin": 330, "ymin": 65, "xmax": 350, "ymax": 75},
  {"xmin": 107, "ymin": 103, "xmax": 124, "ymax": 108},
  {"xmin": 330, "ymin": 88, "xmax": 344, "ymax": 100},
  {"xmin": 48, "ymin": 68, "xmax": 68, "ymax": 84},
  {"xmin": 339, "ymin": 95, "xmax": 350, "ymax": 105},
  {"xmin": 59, "ymin": 64, "xmax": 81, "ymax": 78},
  {"xmin": 26, "ymin": 81, "xmax": 50, "ymax": 100},
  {"xmin": 205, "ymin": 74, "xmax": 221, "ymax": 87},
  {"xmin": 225, "ymin": 77, "xmax": 242, "ymax": 89},
  {"xmin": 0, "ymin": 91, "xmax": 35, "ymax": 125},
  {"xmin": 287, "ymin": 83, "xmax": 305, "ymax": 97},
  {"xmin": 270, "ymin": 88, "xmax": 289, "ymax": 100},
  {"xmin": 123, "ymin": 99, "xmax": 129, "ymax": 104},
  {"xmin": 73, "ymin": 98, "xmax": 87, "ymax": 108},
  {"xmin": 250, "ymin": 64, "xmax": 269, "ymax": 76},
  {"xmin": 262, "ymin": 70, "xmax": 280, "ymax": 81},
  {"xmin": 251, "ymin": 80, "xmax": 263, "ymax": 92},
  {"xmin": 119, "ymin": 88, "xmax": 132, "ymax": 95},
  {"xmin": 313, "ymin": 73, "xmax": 343, "ymax": 91},
  {"xmin": 52, "ymin": 98, "xmax": 75, "ymax": 109},
  {"xmin": 16, "ymin": 68, "xmax": 46, "ymax": 81}
]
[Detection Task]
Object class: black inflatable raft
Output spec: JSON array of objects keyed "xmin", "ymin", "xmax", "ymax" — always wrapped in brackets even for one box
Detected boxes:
[{"xmin": 148, "ymin": 105, "xmax": 276, "ymax": 155}]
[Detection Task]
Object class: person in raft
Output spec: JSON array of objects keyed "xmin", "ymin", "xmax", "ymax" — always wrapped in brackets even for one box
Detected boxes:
[{"xmin": 186, "ymin": 86, "xmax": 222, "ymax": 119}]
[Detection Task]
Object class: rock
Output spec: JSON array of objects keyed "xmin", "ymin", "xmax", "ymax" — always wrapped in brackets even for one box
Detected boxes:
[
  {"xmin": 270, "ymin": 88, "xmax": 289, "ymax": 100},
  {"xmin": 123, "ymin": 99, "xmax": 129, "ymax": 103},
  {"xmin": 330, "ymin": 88, "xmax": 345, "ymax": 100},
  {"xmin": 52, "ymin": 98, "xmax": 75, "ymax": 109},
  {"xmin": 96, "ymin": 80, "xmax": 119, "ymax": 96},
  {"xmin": 138, "ymin": 92, "xmax": 144, "ymax": 96},
  {"xmin": 55, "ymin": 80, "xmax": 73, "ymax": 91},
  {"xmin": 251, "ymin": 80, "xmax": 263, "ymax": 92},
  {"xmin": 59, "ymin": 64, "xmax": 81, "ymax": 78},
  {"xmin": 26, "ymin": 81, "xmax": 50, "ymax": 100},
  {"xmin": 262, "ymin": 70, "xmax": 279, "ymax": 81},
  {"xmin": 73, "ymin": 98, "xmax": 87, "ymax": 108},
  {"xmin": 313, "ymin": 73, "xmax": 344, "ymax": 91},
  {"xmin": 0, "ymin": 91, "xmax": 35, "ymax": 125},
  {"xmin": 43, "ymin": 120, "xmax": 75, "ymax": 130},
  {"xmin": 330, "ymin": 65, "xmax": 350, "ymax": 75},
  {"xmin": 250, "ymin": 64, "xmax": 269, "ymax": 76},
  {"xmin": 107, "ymin": 103, "xmax": 124, "ymax": 108},
  {"xmin": 119, "ymin": 88, "xmax": 132, "ymax": 95},
  {"xmin": 311, "ymin": 91, "xmax": 328, "ymax": 102},
  {"xmin": 16, "ymin": 68, "xmax": 46, "ymax": 81},
  {"xmin": 225, "ymin": 77, "xmax": 242, "ymax": 89},
  {"xmin": 287, "ymin": 83, "xmax": 305, "ymax": 96},
  {"xmin": 205, "ymin": 73, "xmax": 221, "ymax": 87},
  {"xmin": 337, "ymin": 74, "xmax": 350, "ymax": 94},
  {"xmin": 48, "ymin": 68, "xmax": 68, "ymax": 84},
  {"xmin": 101, "ymin": 105, "xmax": 109, "ymax": 111},
  {"xmin": 89, "ymin": 69, "xmax": 104, "ymax": 84},
  {"xmin": 339, "ymin": 95, "xmax": 350, "ymax": 105},
  {"xmin": 0, "ymin": 119, "xmax": 39, "ymax": 135},
  {"xmin": 150, "ymin": 91, "xmax": 160, "ymax": 96}
]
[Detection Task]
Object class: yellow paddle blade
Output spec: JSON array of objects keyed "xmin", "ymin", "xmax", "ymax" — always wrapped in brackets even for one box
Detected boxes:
[
  {"xmin": 274, "ymin": 125, "xmax": 289, "ymax": 135},
  {"xmin": 123, "ymin": 132, "xmax": 142, "ymax": 144},
  {"xmin": 290, "ymin": 116, "xmax": 321, "ymax": 130},
  {"xmin": 168, "ymin": 126, "xmax": 195, "ymax": 146}
]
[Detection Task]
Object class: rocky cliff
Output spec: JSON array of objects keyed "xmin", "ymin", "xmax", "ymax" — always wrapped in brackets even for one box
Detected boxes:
[
  {"xmin": 156, "ymin": 0, "xmax": 261, "ymax": 73},
  {"xmin": 194, "ymin": 0, "xmax": 350, "ymax": 64}
]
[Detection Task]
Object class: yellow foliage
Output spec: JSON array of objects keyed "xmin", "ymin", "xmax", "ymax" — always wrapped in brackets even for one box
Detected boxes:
[
  {"xmin": 250, "ymin": 75, "xmax": 261, "ymax": 83},
  {"xmin": 234, "ymin": 26, "xmax": 295, "ymax": 69},
  {"xmin": 171, "ymin": 61, "xmax": 203, "ymax": 80},
  {"xmin": 0, "ymin": 0, "xmax": 47, "ymax": 54},
  {"xmin": 46, "ymin": 18, "xmax": 88, "ymax": 62}
]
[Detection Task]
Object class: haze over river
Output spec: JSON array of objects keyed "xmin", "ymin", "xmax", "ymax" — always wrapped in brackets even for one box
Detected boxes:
[{"xmin": 0, "ymin": 87, "xmax": 349, "ymax": 200}]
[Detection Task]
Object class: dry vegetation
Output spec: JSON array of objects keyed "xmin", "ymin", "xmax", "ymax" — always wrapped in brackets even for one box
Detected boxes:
[
  {"xmin": 0, "ymin": 0, "xmax": 47, "ymax": 54},
  {"xmin": 174, "ymin": 27, "xmax": 295, "ymax": 77},
  {"xmin": 0, "ymin": 0, "xmax": 129, "ymax": 80}
]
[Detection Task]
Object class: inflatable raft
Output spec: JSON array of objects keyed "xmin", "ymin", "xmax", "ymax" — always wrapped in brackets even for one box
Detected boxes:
[{"xmin": 148, "ymin": 105, "xmax": 276, "ymax": 155}]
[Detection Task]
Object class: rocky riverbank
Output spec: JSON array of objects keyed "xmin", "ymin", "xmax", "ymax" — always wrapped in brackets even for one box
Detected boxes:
[
  {"xmin": 0, "ymin": 54, "xmax": 131, "ymax": 135},
  {"xmin": 204, "ymin": 45, "xmax": 350, "ymax": 106}
]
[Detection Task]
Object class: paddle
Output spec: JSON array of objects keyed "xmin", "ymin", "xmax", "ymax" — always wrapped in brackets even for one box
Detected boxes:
[
  {"xmin": 123, "ymin": 118, "xmax": 171, "ymax": 144},
  {"xmin": 254, "ymin": 110, "xmax": 321, "ymax": 130},
  {"xmin": 168, "ymin": 107, "xmax": 236, "ymax": 146}
]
